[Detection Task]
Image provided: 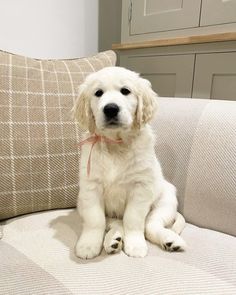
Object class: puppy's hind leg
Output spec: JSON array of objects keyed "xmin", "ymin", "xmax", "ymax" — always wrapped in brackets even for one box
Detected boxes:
[
  {"xmin": 145, "ymin": 181, "xmax": 187, "ymax": 252},
  {"xmin": 171, "ymin": 212, "xmax": 186, "ymax": 235},
  {"xmin": 104, "ymin": 218, "xmax": 124, "ymax": 254}
]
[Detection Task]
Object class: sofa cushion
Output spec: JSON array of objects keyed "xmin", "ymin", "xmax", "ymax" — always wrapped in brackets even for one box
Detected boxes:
[
  {"xmin": 1, "ymin": 209, "xmax": 235, "ymax": 294},
  {"xmin": 0, "ymin": 50, "xmax": 116, "ymax": 220},
  {"xmin": 152, "ymin": 97, "xmax": 236, "ymax": 236}
]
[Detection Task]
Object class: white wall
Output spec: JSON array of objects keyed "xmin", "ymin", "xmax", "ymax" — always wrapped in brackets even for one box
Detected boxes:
[{"xmin": 0, "ymin": 0, "xmax": 98, "ymax": 59}]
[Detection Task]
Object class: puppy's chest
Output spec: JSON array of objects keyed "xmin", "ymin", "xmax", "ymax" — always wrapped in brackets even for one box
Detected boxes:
[
  {"xmin": 97, "ymin": 150, "xmax": 132, "ymax": 218},
  {"xmin": 96, "ymin": 147, "xmax": 132, "ymax": 182}
]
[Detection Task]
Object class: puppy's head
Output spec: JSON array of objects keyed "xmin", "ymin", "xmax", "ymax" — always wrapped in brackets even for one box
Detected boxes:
[{"xmin": 73, "ymin": 67, "xmax": 158, "ymax": 133}]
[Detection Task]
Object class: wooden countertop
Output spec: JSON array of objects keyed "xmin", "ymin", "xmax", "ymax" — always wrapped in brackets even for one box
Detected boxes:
[{"xmin": 112, "ymin": 32, "xmax": 236, "ymax": 50}]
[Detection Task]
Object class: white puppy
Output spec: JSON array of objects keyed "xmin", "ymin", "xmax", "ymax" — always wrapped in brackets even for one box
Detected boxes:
[{"xmin": 73, "ymin": 66, "xmax": 186, "ymax": 259}]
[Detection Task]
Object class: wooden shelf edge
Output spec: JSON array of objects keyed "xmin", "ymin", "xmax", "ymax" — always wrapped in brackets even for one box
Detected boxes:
[{"xmin": 112, "ymin": 32, "xmax": 236, "ymax": 50}]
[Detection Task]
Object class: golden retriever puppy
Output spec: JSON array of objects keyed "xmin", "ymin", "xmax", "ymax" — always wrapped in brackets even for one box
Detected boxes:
[{"xmin": 73, "ymin": 67, "xmax": 186, "ymax": 259}]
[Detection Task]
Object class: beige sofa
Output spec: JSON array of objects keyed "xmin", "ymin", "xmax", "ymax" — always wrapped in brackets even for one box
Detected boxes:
[{"xmin": 0, "ymin": 50, "xmax": 236, "ymax": 294}]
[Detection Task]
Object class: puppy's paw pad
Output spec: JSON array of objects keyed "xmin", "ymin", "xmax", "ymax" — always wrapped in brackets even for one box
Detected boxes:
[
  {"xmin": 111, "ymin": 242, "xmax": 119, "ymax": 249},
  {"xmin": 104, "ymin": 230, "xmax": 123, "ymax": 255},
  {"xmin": 162, "ymin": 237, "xmax": 186, "ymax": 252}
]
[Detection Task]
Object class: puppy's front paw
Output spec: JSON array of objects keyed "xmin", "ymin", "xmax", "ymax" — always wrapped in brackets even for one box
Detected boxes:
[
  {"xmin": 124, "ymin": 232, "xmax": 148, "ymax": 258},
  {"xmin": 75, "ymin": 240, "xmax": 102, "ymax": 259}
]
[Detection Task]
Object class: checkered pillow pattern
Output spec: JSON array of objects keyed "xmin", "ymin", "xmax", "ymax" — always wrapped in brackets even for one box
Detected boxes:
[{"xmin": 0, "ymin": 50, "xmax": 116, "ymax": 220}]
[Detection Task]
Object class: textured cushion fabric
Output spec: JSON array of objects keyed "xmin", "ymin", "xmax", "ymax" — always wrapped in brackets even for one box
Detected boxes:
[
  {"xmin": 1, "ymin": 209, "xmax": 236, "ymax": 294},
  {"xmin": 0, "ymin": 225, "xmax": 3, "ymax": 239},
  {"xmin": 0, "ymin": 241, "xmax": 71, "ymax": 294},
  {"xmin": 152, "ymin": 98, "xmax": 236, "ymax": 236},
  {"xmin": 0, "ymin": 50, "xmax": 116, "ymax": 220}
]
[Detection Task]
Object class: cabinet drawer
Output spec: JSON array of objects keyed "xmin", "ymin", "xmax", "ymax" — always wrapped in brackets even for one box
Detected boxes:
[
  {"xmin": 130, "ymin": 0, "xmax": 201, "ymax": 35},
  {"xmin": 201, "ymin": 0, "xmax": 236, "ymax": 26},
  {"xmin": 120, "ymin": 54, "xmax": 195, "ymax": 98},
  {"xmin": 193, "ymin": 52, "xmax": 236, "ymax": 100}
]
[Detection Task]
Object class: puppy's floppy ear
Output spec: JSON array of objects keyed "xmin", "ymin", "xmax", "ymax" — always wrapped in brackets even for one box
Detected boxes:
[
  {"xmin": 135, "ymin": 76, "xmax": 158, "ymax": 128},
  {"xmin": 72, "ymin": 83, "xmax": 95, "ymax": 133}
]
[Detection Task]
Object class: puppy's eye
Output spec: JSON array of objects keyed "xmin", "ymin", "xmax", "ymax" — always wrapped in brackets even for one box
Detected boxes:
[
  {"xmin": 120, "ymin": 87, "xmax": 131, "ymax": 96},
  {"xmin": 94, "ymin": 89, "xmax": 104, "ymax": 97}
]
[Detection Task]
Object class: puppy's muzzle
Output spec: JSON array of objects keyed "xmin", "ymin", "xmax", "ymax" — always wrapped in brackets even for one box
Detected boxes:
[{"xmin": 103, "ymin": 103, "xmax": 120, "ymax": 124}]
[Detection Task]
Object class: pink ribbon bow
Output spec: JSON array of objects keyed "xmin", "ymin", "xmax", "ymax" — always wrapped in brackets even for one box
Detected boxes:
[{"xmin": 78, "ymin": 134, "xmax": 123, "ymax": 176}]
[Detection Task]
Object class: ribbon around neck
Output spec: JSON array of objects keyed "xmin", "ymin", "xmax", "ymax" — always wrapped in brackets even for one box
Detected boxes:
[{"xmin": 78, "ymin": 134, "xmax": 123, "ymax": 176}]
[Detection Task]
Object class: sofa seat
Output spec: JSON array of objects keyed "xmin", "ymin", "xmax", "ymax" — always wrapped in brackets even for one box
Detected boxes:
[{"xmin": 0, "ymin": 209, "xmax": 235, "ymax": 294}]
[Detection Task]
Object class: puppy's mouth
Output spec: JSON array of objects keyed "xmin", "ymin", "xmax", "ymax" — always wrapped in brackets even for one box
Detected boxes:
[{"xmin": 105, "ymin": 119, "xmax": 121, "ymax": 129}]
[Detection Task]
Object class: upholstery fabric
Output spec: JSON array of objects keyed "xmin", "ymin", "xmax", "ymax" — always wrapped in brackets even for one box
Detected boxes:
[
  {"xmin": 0, "ymin": 50, "xmax": 116, "ymax": 220},
  {"xmin": 152, "ymin": 98, "xmax": 236, "ymax": 236},
  {"xmin": 1, "ymin": 209, "xmax": 235, "ymax": 294},
  {"xmin": 1, "ymin": 97, "xmax": 236, "ymax": 294}
]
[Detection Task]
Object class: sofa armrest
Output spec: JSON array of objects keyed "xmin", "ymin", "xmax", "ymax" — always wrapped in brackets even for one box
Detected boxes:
[{"xmin": 152, "ymin": 97, "xmax": 236, "ymax": 236}]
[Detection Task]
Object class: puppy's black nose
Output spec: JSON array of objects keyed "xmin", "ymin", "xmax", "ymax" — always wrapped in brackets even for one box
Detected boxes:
[{"xmin": 103, "ymin": 103, "xmax": 120, "ymax": 119}]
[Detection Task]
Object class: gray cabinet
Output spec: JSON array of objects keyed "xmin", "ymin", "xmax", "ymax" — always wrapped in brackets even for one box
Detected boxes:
[
  {"xmin": 119, "ymin": 48, "xmax": 236, "ymax": 100},
  {"xmin": 193, "ymin": 52, "xmax": 236, "ymax": 100},
  {"xmin": 131, "ymin": 0, "xmax": 201, "ymax": 34},
  {"xmin": 120, "ymin": 54, "xmax": 195, "ymax": 97},
  {"xmin": 122, "ymin": 0, "xmax": 236, "ymax": 42},
  {"xmin": 119, "ymin": 0, "xmax": 236, "ymax": 100},
  {"xmin": 200, "ymin": 0, "xmax": 236, "ymax": 26}
]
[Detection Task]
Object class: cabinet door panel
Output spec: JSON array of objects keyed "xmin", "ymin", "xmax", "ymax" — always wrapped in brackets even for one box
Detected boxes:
[
  {"xmin": 142, "ymin": 74, "xmax": 177, "ymax": 97},
  {"xmin": 120, "ymin": 54, "xmax": 195, "ymax": 97},
  {"xmin": 193, "ymin": 52, "xmax": 236, "ymax": 100},
  {"xmin": 201, "ymin": 0, "xmax": 236, "ymax": 26},
  {"xmin": 131, "ymin": 0, "xmax": 201, "ymax": 34}
]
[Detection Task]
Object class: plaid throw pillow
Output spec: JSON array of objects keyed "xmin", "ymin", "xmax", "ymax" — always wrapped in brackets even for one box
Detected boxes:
[{"xmin": 0, "ymin": 50, "xmax": 116, "ymax": 220}]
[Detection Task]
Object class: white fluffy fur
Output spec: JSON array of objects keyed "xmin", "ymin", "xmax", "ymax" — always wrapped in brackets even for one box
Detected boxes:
[{"xmin": 73, "ymin": 67, "xmax": 186, "ymax": 259}]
